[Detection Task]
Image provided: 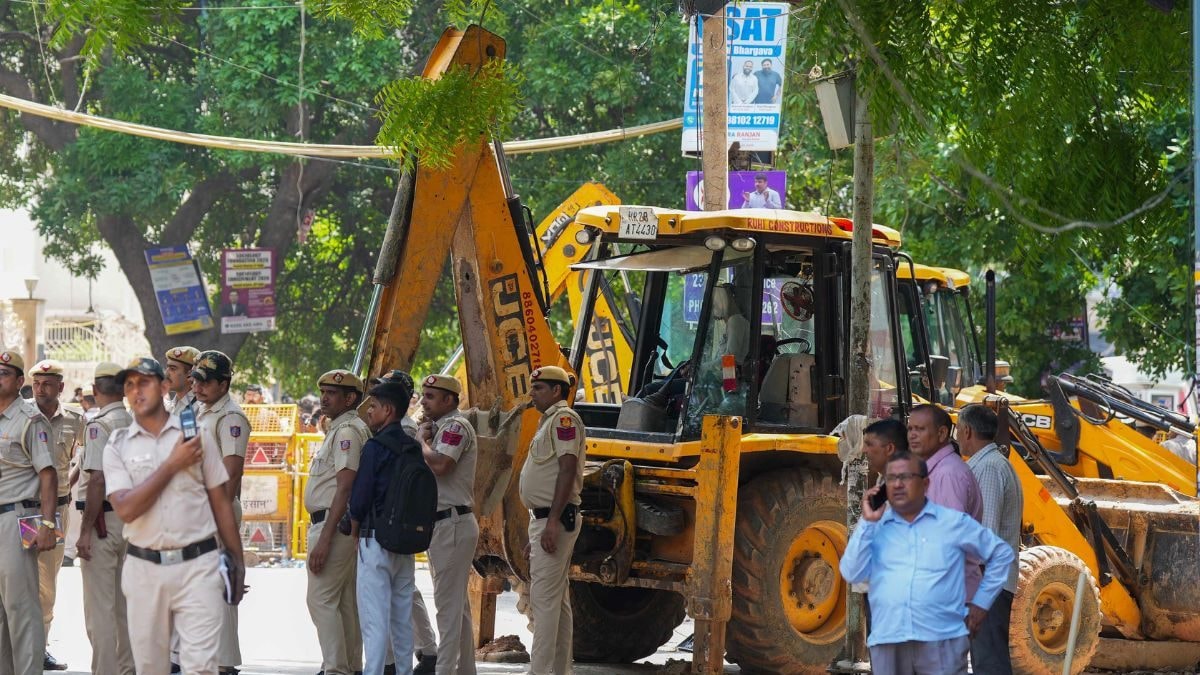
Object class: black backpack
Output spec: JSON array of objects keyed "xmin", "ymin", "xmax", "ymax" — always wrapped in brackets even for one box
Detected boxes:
[{"xmin": 370, "ymin": 432, "xmax": 438, "ymax": 554}]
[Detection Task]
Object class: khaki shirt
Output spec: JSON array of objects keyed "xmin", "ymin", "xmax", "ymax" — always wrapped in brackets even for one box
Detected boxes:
[
  {"xmin": 197, "ymin": 393, "xmax": 250, "ymax": 460},
  {"xmin": 103, "ymin": 414, "xmax": 228, "ymax": 549},
  {"xmin": 0, "ymin": 397, "xmax": 54, "ymax": 503},
  {"xmin": 80, "ymin": 402, "xmax": 133, "ymax": 496},
  {"xmin": 44, "ymin": 404, "xmax": 83, "ymax": 497},
  {"xmin": 166, "ymin": 391, "xmax": 196, "ymax": 416},
  {"xmin": 519, "ymin": 401, "xmax": 585, "ymax": 509},
  {"xmin": 429, "ymin": 411, "xmax": 477, "ymax": 511},
  {"xmin": 303, "ymin": 410, "xmax": 368, "ymax": 513}
]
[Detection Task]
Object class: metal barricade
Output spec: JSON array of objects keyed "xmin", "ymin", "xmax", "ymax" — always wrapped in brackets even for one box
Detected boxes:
[
  {"xmin": 292, "ymin": 433, "xmax": 325, "ymax": 558},
  {"xmin": 241, "ymin": 405, "xmax": 299, "ymax": 559}
]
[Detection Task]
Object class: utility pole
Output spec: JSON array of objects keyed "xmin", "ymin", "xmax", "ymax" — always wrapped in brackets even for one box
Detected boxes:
[
  {"xmin": 700, "ymin": 6, "xmax": 728, "ymax": 210},
  {"xmin": 840, "ymin": 77, "xmax": 874, "ymax": 673}
]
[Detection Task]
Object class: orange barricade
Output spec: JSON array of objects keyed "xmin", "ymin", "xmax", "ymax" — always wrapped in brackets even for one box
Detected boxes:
[{"xmin": 240, "ymin": 405, "xmax": 299, "ymax": 560}]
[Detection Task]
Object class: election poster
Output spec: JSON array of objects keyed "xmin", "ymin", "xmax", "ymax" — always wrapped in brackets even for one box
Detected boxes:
[
  {"xmin": 686, "ymin": 170, "xmax": 788, "ymax": 210},
  {"xmin": 144, "ymin": 245, "xmax": 214, "ymax": 335},
  {"xmin": 682, "ymin": 3, "xmax": 790, "ymax": 153},
  {"xmin": 682, "ymin": 170, "xmax": 789, "ymax": 323},
  {"xmin": 220, "ymin": 248, "xmax": 276, "ymax": 334}
]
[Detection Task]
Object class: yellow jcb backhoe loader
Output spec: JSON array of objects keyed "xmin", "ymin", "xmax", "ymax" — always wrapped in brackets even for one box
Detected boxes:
[{"xmin": 363, "ymin": 25, "xmax": 1199, "ymax": 675}]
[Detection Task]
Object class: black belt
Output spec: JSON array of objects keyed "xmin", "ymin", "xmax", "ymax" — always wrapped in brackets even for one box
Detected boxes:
[
  {"xmin": 56, "ymin": 495, "xmax": 70, "ymax": 507},
  {"xmin": 310, "ymin": 509, "xmax": 327, "ymax": 524},
  {"xmin": 75, "ymin": 500, "xmax": 114, "ymax": 513},
  {"xmin": 531, "ymin": 507, "xmax": 553, "ymax": 519},
  {"xmin": 435, "ymin": 505, "xmax": 472, "ymax": 522},
  {"xmin": 126, "ymin": 536, "xmax": 218, "ymax": 566},
  {"xmin": 0, "ymin": 499, "xmax": 41, "ymax": 515}
]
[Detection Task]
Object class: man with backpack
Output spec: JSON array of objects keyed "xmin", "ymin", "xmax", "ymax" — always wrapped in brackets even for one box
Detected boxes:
[{"xmin": 350, "ymin": 372, "xmax": 437, "ymax": 675}]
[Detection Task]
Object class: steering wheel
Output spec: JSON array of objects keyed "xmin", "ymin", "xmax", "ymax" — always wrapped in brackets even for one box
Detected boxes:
[
  {"xmin": 642, "ymin": 359, "xmax": 692, "ymax": 406},
  {"xmin": 773, "ymin": 336, "xmax": 812, "ymax": 355}
]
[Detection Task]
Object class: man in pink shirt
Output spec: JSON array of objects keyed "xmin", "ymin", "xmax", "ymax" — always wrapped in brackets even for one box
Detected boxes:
[{"xmin": 908, "ymin": 404, "xmax": 984, "ymax": 599}]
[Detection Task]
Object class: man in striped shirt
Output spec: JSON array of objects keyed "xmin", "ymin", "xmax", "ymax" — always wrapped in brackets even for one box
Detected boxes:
[{"xmin": 959, "ymin": 404, "xmax": 1022, "ymax": 675}]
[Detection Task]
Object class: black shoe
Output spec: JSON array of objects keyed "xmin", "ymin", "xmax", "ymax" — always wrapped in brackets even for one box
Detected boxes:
[
  {"xmin": 43, "ymin": 651, "xmax": 68, "ymax": 671},
  {"xmin": 171, "ymin": 664, "xmax": 182, "ymax": 674},
  {"xmin": 383, "ymin": 664, "xmax": 397, "ymax": 675},
  {"xmin": 414, "ymin": 651, "xmax": 437, "ymax": 674}
]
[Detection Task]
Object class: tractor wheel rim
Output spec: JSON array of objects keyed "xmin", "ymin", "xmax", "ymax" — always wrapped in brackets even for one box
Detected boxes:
[
  {"xmin": 1032, "ymin": 581, "xmax": 1074, "ymax": 654},
  {"xmin": 780, "ymin": 520, "xmax": 847, "ymax": 641}
]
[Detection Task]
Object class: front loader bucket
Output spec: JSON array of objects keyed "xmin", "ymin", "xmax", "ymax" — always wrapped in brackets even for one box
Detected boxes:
[{"xmin": 1041, "ymin": 476, "xmax": 1200, "ymax": 641}]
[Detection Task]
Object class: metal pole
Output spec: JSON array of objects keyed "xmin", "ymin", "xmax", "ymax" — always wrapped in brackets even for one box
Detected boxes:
[
  {"xmin": 1061, "ymin": 570, "xmax": 1089, "ymax": 675},
  {"xmin": 700, "ymin": 6, "xmax": 728, "ymax": 210}
]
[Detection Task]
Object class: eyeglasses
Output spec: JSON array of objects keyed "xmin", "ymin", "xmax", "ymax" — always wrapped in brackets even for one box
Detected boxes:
[{"xmin": 884, "ymin": 472, "xmax": 926, "ymax": 484}]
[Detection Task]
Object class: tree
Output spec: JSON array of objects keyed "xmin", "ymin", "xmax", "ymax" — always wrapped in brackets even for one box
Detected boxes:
[{"xmin": 781, "ymin": 1, "xmax": 1191, "ymax": 393}]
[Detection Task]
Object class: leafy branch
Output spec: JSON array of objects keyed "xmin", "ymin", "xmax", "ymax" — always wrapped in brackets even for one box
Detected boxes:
[{"xmin": 375, "ymin": 59, "xmax": 523, "ymax": 169}]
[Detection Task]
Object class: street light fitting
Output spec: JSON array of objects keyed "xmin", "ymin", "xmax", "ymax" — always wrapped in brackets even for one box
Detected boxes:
[
  {"xmin": 23, "ymin": 276, "xmax": 38, "ymax": 300},
  {"xmin": 812, "ymin": 69, "xmax": 857, "ymax": 150}
]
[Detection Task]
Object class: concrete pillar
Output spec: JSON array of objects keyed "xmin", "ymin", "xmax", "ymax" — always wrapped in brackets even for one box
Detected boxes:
[{"xmin": 11, "ymin": 298, "xmax": 45, "ymax": 369}]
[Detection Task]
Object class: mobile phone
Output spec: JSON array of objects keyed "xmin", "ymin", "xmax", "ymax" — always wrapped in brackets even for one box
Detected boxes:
[
  {"xmin": 180, "ymin": 404, "xmax": 198, "ymax": 440},
  {"xmin": 868, "ymin": 484, "xmax": 888, "ymax": 511}
]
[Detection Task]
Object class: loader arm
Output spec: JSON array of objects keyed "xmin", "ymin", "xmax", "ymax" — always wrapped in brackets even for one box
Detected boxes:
[{"xmin": 366, "ymin": 25, "xmax": 573, "ymax": 579}]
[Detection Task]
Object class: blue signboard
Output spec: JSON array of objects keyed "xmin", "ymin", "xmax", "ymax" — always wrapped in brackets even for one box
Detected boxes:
[
  {"xmin": 683, "ymin": 276, "xmax": 781, "ymax": 324},
  {"xmin": 682, "ymin": 3, "xmax": 790, "ymax": 153},
  {"xmin": 144, "ymin": 245, "xmax": 214, "ymax": 335}
]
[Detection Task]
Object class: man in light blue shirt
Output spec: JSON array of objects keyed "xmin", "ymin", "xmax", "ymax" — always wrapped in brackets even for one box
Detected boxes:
[{"xmin": 840, "ymin": 451, "xmax": 1014, "ymax": 674}]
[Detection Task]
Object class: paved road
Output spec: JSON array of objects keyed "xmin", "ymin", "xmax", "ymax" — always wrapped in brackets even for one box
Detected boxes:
[{"xmin": 49, "ymin": 562, "xmax": 725, "ymax": 674}]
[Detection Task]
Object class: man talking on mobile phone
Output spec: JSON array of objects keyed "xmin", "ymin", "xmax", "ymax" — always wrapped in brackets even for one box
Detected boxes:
[{"xmin": 103, "ymin": 357, "xmax": 245, "ymax": 674}]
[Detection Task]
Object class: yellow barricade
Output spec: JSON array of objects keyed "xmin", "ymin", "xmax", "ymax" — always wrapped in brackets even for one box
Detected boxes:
[
  {"xmin": 240, "ymin": 405, "xmax": 300, "ymax": 559},
  {"xmin": 292, "ymin": 433, "xmax": 325, "ymax": 558}
]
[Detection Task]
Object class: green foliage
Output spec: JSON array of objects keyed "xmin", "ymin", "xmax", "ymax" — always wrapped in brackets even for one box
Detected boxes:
[
  {"xmin": 785, "ymin": 0, "xmax": 1192, "ymax": 392},
  {"xmin": 44, "ymin": 0, "xmax": 187, "ymax": 64},
  {"xmin": 375, "ymin": 60, "xmax": 524, "ymax": 170},
  {"xmin": 309, "ymin": 0, "xmax": 413, "ymax": 39}
]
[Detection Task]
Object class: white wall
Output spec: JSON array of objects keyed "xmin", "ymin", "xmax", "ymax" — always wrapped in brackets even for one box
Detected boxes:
[{"xmin": 0, "ymin": 208, "xmax": 144, "ymax": 324}]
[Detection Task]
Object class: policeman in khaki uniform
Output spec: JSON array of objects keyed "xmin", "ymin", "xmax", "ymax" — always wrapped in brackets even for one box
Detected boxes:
[
  {"xmin": 76, "ymin": 362, "xmax": 136, "ymax": 675},
  {"xmin": 0, "ymin": 350, "xmax": 57, "ymax": 675},
  {"xmin": 417, "ymin": 374, "xmax": 479, "ymax": 675},
  {"xmin": 103, "ymin": 357, "xmax": 245, "ymax": 674},
  {"xmin": 519, "ymin": 366, "xmax": 585, "ymax": 675},
  {"xmin": 28, "ymin": 360, "xmax": 82, "ymax": 671},
  {"xmin": 190, "ymin": 351, "xmax": 249, "ymax": 674},
  {"xmin": 164, "ymin": 346, "xmax": 200, "ymax": 414},
  {"xmin": 304, "ymin": 369, "xmax": 370, "ymax": 675}
]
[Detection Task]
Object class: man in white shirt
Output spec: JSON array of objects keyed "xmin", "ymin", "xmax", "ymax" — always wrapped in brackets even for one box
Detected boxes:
[{"xmin": 729, "ymin": 60, "xmax": 758, "ymax": 104}]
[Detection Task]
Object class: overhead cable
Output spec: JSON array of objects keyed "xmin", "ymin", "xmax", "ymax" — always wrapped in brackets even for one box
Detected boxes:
[{"xmin": 0, "ymin": 92, "xmax": 682, "ymax": 158}]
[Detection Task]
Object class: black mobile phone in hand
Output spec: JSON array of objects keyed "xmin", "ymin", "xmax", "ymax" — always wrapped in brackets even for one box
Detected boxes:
[
  {"xmin": 868, "ymin": 484, "xmax": 888, "ymax": 511},
  {"xmin": 180, "ymin": 404, "xmax": 198, "ymax": 440}
]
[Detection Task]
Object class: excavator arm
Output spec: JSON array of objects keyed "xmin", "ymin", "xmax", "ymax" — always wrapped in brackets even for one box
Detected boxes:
[{"xmin": 366, "ymin": 25, "xmax": 572, "ymax": 580}]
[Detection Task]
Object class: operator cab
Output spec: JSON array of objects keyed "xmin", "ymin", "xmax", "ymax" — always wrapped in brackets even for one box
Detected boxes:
[
  {"xmin": 896, "ymin": 264, "xmax": 982, "ymax": 404},
  {"xmin": 567, "ymin": 206, "xmax": 911, "ymax": 444}
]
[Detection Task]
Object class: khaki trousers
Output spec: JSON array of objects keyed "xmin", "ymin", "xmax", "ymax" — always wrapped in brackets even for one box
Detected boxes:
[
  {"xmin": 218, "ymin": 499, "xmax": 242, "ymax": 668},
  {"xmin": 526, "ymin": 517, "xmax": 580, "ymax": 675},
  {"xmin": 123, "ymin": 549, "xmax": 225, "ymax": 675},
  {"xmin": 412, "ymin": 589, "xmax": 437, "ymax": 655},
  {"xmin": 81, "ymin": 512, "xmax": 134, "ymax": 675},
  {"xmin": 306, "ymin": 521, "xmax": 362, "ymax": 675},
  {"xmin": 0, "ymin": 507, "xmax": 45, "ymax": 675},
  {"xmin": 428, "ymin": 513, "xmax": 479, "ymax": 675},
  {"xmin": 37, "ymin": 503, "xmax": 69, "ymax": 636}
]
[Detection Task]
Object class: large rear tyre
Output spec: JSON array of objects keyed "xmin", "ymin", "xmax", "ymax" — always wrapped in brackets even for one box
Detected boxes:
[
  {"xmin": 727, "ymin": 468, "xmax": 847, "ymax": 675},
  {"xmin": 570, "ymin": 582, "xmax": 686, "ymax": 663},
  {"xmin": 1009, "ymin": 545, "xmax": 1101, "ymax": 675}
]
